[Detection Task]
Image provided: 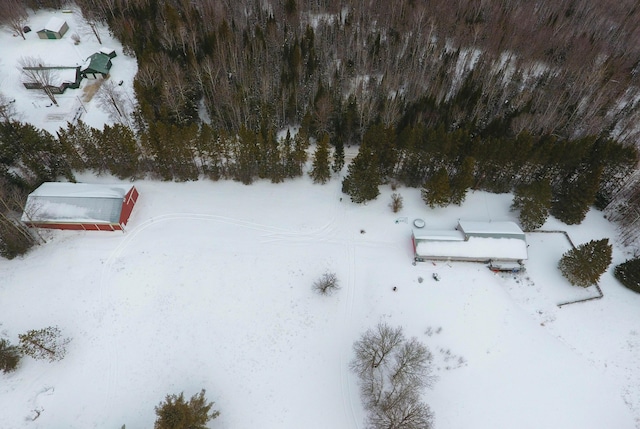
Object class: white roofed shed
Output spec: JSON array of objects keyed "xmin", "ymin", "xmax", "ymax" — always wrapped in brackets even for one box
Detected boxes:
[{"xmin": 412, "ymin": 220, "xmax": 528, "ymax": 264}]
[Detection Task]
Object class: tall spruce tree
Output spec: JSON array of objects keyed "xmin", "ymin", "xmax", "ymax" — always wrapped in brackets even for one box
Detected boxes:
[
  {"xmin": 342, "ymin": 147, "xmax": 380, "ymax": 203},
  {"xmin": 511, "ymin": 179, "xmax": 552, "ymax": 231},
  {"xmin": 551, "ymin": 167, "xmax": 601, "ymax": 225},
  {"xmin": 558, "ymin": 239, "xmax": 612, "ymax": 287},
  {"xmin": 421, "ymin": 168, "xmax": 451, "ymax": 208},
  {"xmin": 332, "ymin": 135, "xmax": 345, "ymax": 173},
  {"xmin": 450, "ymin": 156, "xmax": 475, "ymax": 205},
  {"xmin": 309, "ymin": 133, "xmax": 331, "ymax": 184}
]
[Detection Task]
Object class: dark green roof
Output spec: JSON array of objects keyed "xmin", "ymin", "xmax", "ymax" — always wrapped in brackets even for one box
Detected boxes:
[{"xmin": 83, "ymin": 53, "xmax": 112, "ymax": 75}]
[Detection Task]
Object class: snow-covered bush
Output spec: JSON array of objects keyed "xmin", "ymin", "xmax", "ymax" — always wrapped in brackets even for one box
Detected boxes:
[
  {"xmin": 389, "ymin": 192, "xmax": 403, "ymax": 213},
  {"xmin": 0, "ymin": 339, "xmax": 20, "ymax": 373},
  {"xmin": 312, "ymin": 272, "xmax": 340, "ymax": 295}
]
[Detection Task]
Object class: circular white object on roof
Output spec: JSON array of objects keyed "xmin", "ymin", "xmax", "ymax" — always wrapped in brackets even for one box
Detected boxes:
[{"xmin": 413, "ymin": 218, "xmax": 426, "ymax": 228}]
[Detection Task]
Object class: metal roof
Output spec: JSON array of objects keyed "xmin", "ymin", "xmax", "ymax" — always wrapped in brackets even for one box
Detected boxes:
[
  {"xmin": 81, "ymin": 53, "xmax": 112, "ymax": 75},
  {"xmin": 43, "ymin": 17, "xmax": 66, "ymax": 33},
  {"xmin": 22, "ymin": 183, "xmax": 133, "ymax": 224}
]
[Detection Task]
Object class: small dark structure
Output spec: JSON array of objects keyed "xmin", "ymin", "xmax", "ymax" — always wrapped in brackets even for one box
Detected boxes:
[
  {"xmin": 22, "ymin": 66, "xmax": 82, "ymax": 94},
  {"xmin": 23, "ymin": 26, "xmax": 31, "ymax": 33},
  {"xmin": 80, "ymin": 52, "xmax": 113, "ymax": 79},
  {"xmin": 99, "ymin": 47, "xmax": 117, "ymax": 58},
  {"xmin": 37, "ymin": 17, "xmax": 68, "ymax": 39}
]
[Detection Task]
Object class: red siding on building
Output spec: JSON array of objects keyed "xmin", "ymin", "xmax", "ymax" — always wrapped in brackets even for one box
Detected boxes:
[
  {"xmin": 24, "ymin": 185, "xmax": 138, "ymax": 232},
  {"xmin": 24, "ymin": 222, "xmax": 122, "ymax": 231},
  {"xmin": 119, "ymin": 186, "xmax": 139, "ymax": 227}
]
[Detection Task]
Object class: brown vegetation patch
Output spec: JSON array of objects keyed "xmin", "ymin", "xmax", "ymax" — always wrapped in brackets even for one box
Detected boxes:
[{"xmin": 82, "ymin": 77, "xmax": 105, "ymax": 102}]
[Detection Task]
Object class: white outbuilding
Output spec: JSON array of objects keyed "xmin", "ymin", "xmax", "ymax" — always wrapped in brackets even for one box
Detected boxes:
[{"xmin": 412, "ymin": 220, "xmax": 528, "ymax": 266}]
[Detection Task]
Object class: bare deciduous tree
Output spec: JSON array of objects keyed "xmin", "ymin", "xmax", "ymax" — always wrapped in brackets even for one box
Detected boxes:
[
  {"xmin": 19, "ymin": 57, "xmax": 59, "ymax": 106},
  {"xmin": 351, "ymin": 322, "xmax": 434, "ymax": 429},
  {"xmin": 312, "ymin": 271, "xmax": 340, "ymax": 295},
  {"xmin": 0, "ymin": 92, "xmax": 18, "ymax": 122},
  {"xmin": 97, "ymin": 79, "xmax": 131, "ymax": 125},
  {"xmin": 0, "ymin": 0, "xmax": 29, "ymax": 40}
]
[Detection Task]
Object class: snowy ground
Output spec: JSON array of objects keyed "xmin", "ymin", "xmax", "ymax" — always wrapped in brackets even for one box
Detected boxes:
[
  {"xmin": 1, "ymin": 7, "xmax": 639, "ymax": 429},
  {"xmin": 1, "ymin": 176, "xmax": 639, "ymax": 429},
  {"xmin": 0, "ymin": 7, "xmax": 136, "ymax": 133}
]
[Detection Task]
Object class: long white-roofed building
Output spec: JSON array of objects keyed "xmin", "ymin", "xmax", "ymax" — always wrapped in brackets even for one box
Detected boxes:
[
  {"xmin": 412, "ymin": 220, "xmax": 527, "ymax": 267},
  {"xmin": 21, "ymin": 182, "xmax": 139, "ymax": 231}
]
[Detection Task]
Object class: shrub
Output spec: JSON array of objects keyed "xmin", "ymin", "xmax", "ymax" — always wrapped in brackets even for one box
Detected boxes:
[
  {"xmin": 18, "ymin": 326, "xmax": 70, "ymax": 362},
  {"xmin": 154, "ymin": 389, "xmax": 219, "ymax": 429},
  {"xmin": 313, "ymin": 271, "xmax": 340, "ymax": 295},
  {"xmin": 0, "ymin": 339, "xmax": 20, "ymax": 373},
  {"xmin": 389, "ymin": 193, "xmax": 403, "ymax": 213},
  {"xmin": 558, "ymin": 239, "xmax": 612, "ymax": 287},
  {"xmin": 614, "ymin": 258, "xmax": 640, "ymax": 293}
]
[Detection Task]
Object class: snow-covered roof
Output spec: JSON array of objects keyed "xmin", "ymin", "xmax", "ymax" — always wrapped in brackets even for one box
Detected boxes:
[
  {"xmin": 58, "ymin": 68, "xmax": 78, "ymax": 85},
  {"xmin": 458, "ymin": 220, "xmax": 525, "ymax": 239},
  {"xmin": 413, "ymin": 230, "xmax": 465, "ymax": 242},
  {"xmin": 22, "ymin": 182, "xmax": 133, "ymax": 224},
  {"xmin": 99, "ymin": 47, "xmax": 115, "ymax": 55},
  {"xmin": 44, "ymin": 17, "xmax": 66, "ymax": 33},
  {"xmin": 414, "ymin": 236, "xmax": 528, "ymax": 262}
]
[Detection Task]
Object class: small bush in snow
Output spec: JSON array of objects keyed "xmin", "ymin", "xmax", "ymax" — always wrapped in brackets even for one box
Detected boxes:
[
  {"xmin": 0, "ymin": 339, "xmax": 20, "ymax": 373},
  {"xmin": 18, "ymin": 326, "xmax": 70, "ymax": 362},
  {"xmin": 154, "ymin": 389, "xmax": 219, "ymax": 429},
  {"xmin": 389, "ymin": 192, "xmax": 403, "ymax": 213},
  {"xmin": 313, "ymin": 272, "xmax": 340, "ymax": 295}
]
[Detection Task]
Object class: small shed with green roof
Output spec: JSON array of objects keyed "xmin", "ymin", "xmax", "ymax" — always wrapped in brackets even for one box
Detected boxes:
[{"xmin": 80, "ymin": 52, "xmax": 112, "ymax": 79}]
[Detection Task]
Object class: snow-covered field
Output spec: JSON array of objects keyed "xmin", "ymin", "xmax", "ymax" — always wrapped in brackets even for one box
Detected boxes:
[
  {"xmin": 1, "ymin": 7, "xmax": 640, "ymax": 429},
  {"xmin": 1, "ymin": 177, "xmax": 639, "ymax": 429}
]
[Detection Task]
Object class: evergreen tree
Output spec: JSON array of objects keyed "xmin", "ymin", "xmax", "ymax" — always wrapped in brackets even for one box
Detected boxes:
[
  {"xmin": 551, "ymin": 167, "xmax": 601, "ymax": 225},
  {"xmin": 362, "ymin": 124, "xmax": 397, "ymax": 180},
  {"xmin": 450, "ymin": 156, "xmax": 475, "ymax": 205},
  {"xmin": 511, "ymin": 179, "xmax": 552, "ymax": 231},
  {"xmin": 154, "ymin": 390, "xmax": 219, "ymax": 429},
  {"xmin": 421, "ymin": 168, "xmax": 451, "ymax": 208},
  {"xmin": 342, "ymin": 147, "xmax": 380, "ymax": 203},
  {"xmin": 332, "ymin": 135, "xmax": 345, "ymax": 173},
  {"xmin": 614, "ymin": 258, "xmax": 640, "ymax": 294},
  {"xmin": 100, "ymin": 124, "xmax": 140, "ymax": 179},
  {"xmin": 309, "ymin": 133, "xmax": 331, "ymax": 184},
  {"xmin": 291, "ymin": 132, "xmax": 309, "ymax": 177},
  {"xmin": 558, "ymin": 239, "xmax": 612, "ymax": 287},
  {"xmin": 233, "ymin": 127, "xmax": 260, "ymax": 184}
]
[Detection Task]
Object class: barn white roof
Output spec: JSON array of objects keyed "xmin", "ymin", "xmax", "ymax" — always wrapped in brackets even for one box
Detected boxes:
[
  {"xmin": 414, "ymin": 236, "xmax": 528, "ymax": 261},
  {"xmin": 22, "ymin": 182, "xmax": 133, "ymax": 224},
  {"xmin": 457, "ymin": 220, "xmax": 525, "ymax": 237},
  {"xmin": 44, "ymin": 17, "xmax": 66, "ymax": 33}
]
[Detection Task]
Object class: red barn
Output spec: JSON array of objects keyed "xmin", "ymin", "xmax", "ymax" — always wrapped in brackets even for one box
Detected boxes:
[{"xmin": 21, "ymin": 182, "xmax": 139, "ymax": 231}]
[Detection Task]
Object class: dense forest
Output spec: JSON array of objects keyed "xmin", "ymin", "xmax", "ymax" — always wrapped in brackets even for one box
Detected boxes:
[{"xmin": 2, "ymin": 0, "xmax": 640, "ymax": 257}]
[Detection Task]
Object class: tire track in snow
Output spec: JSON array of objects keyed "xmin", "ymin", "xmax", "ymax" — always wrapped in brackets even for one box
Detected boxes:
[
  {"xmin": 97, "ymin": 212, "xmax": 303, "ymax": 413},
  {"xmin": 340, "ymin": 241, "xmax": 360, "ymax": 429}
]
